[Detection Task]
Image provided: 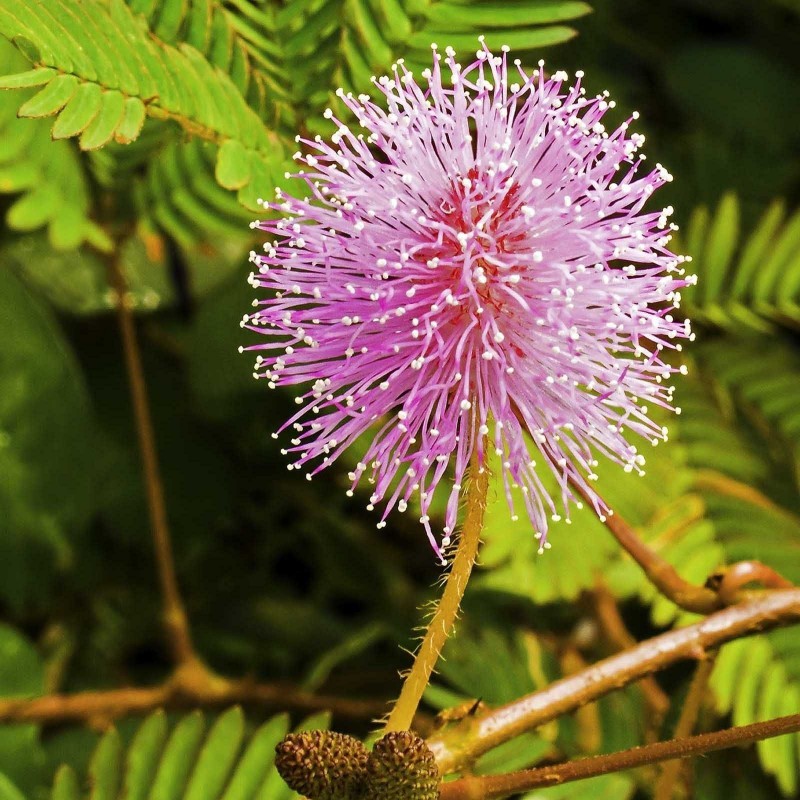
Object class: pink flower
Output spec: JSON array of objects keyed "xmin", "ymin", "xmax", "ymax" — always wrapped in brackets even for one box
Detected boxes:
[{"xmin": 245, "ymin": 41, "xmax": 694, "ymax": 562}]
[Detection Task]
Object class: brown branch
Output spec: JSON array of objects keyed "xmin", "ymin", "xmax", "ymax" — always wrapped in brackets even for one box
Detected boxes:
[
  {"xmin": 426, "ymin": 589, "xmax": 800, "ymax": 774},
  {"xmin": 106, "ymin": 253, "xmax": 195, "ymax": 666},
  {"xmin": 716, "ymin": 561, "xmax": 793, "ymax": 605},
  {"xmin": 571, "ymin": 481, "xmax": 720, "ymax": 613},
  {"xmin": 653, "ymin": 651, "xmax": 717, "ymax": 800},
  {"xmin": 438, "ymin": 713, "xmax": 800, "ymax": 800},
  {"xmin": 0, "ymin": 675, "xmax": 393, "ymax": 728}
]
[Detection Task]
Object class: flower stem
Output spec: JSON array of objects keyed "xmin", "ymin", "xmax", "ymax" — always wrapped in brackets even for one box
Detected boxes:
[
  {"xmin": 383, "ymin": 458, "xmax": 489, "ymax": 733},
  {"xmin": 106, "ymin": 252, "xmax": 195, "ymax": 667},
  {"xmin": 570, "ymin": 480, "xmax": 720, "ymax": 613}
]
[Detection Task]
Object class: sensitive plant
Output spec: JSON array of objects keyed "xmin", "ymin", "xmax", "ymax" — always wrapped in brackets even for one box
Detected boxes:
[
  {"xmin": 0, "ymin": 1, "xmax": 799, "ymax": 799},
  {"xmin": 246, "ymin": 41, "xmax": 700, "ymax": 739},
  {"xmin": 247, "ymin": 42, "xmax": 694, "ymax": 562}
]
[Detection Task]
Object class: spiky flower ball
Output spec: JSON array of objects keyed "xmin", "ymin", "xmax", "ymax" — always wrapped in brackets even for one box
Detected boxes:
[
  {"xmin": 274, "ymin": 731, "xmax": 369, "ymax": 800},
  {"xmin": 245, "ymin": 40, "xmax": 694, "ymax": 561},
  {"xmin": 366, "ymin": 731, "xmax": 440, "ymax": 800}
]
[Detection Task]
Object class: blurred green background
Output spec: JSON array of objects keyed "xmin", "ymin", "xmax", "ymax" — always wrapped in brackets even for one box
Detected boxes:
[{"xmin": 1, "ymin": 1, "xmax": 800, "ymax": 799}]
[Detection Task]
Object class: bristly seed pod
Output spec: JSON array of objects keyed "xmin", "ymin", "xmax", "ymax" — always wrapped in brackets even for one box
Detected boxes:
[
  {"xmin": 274, "ymin": 729, "xmax": 440, "ymax": 800},
  {"xmin": 365, "ymin": 731, "xmax": 440, "ymax": 800},
  {"xmin": 274, "ymin": 730, "xmax": 369, "ymax": 800}
]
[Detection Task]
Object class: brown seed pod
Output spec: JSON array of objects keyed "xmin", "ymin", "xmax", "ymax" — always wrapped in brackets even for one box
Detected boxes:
[
  {"xmin": 365, "ymin": 731, "xmax": 440, "ymax": 800},
  {"xmin": 274, "ymin": 730, "xmax": 370, "ymax": 800}
]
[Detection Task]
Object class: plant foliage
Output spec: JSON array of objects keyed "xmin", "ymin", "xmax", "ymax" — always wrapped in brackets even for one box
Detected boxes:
[
  {"xmin": 49, "ymin": 708, "xmax": 330, "ymax": 800},
  {"xmin": 682, "ymin": 192, "xmax": 800, "ymax": 332},
  {"xmin": 0, "ymin": 2, "xmax": 799, "ymax": 799}
]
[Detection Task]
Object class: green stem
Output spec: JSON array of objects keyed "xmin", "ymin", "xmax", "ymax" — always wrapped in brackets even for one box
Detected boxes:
[{"xmin": 383, "ymin": 458, "xmax": 489, "ymax": 733}]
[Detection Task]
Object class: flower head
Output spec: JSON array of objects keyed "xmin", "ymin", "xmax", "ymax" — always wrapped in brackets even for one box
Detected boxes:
[{"xmin": 245, "ymin": 41, "xmax": 694, "ymax": 562}]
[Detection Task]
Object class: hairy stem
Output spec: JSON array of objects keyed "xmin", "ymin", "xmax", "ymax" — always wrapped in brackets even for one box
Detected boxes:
[
  {"xmin": 383, "ymin": 459, "xmax": 489, "ymax": 733},
  {"xmin": 653, "ymin": 651, "xmax": 717, "ymax": 800},
  {"xmin": 426, "ymin": 589, "xmax": 800, "ymax": 773},
  {"xmin": 438, "ymin": 713, "xmax": 800, "ymax": 799},
  {"xmin": 106, "ymin": 254, "xmax": 194, "ymax": 666}
]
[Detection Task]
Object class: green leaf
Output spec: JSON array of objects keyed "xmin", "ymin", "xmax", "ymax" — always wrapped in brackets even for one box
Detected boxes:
[
  {"xmin": 52, "ymin": 80, "xmax": 103, "ymax": 138},
  {"xmin": 50, "ymin": 711, "xmax": 330, "ymax": 800},
  {"xmin": 0, "ymin": 269, "xmax": 95, "ymax": 608},
  {"xmin": 52, "ymin": 767, "xmax": 82, "ymax": 800},
  {"xmin": 184, "ymin": 709, "xmax": 245, "ymax": 800},
  {"xmin": 89, "ymin": 731, "xmax": 123, "ymax": 800},
  {"xmin": 680, "ymin": 194, "xmax": 800, "ymax": 331},
  {"xmin": 122, "ymin": 713, "xmax": 168, "ymax": 800},
  {"xmin": 478, "ymin": 448, "xmax": 624, "ymax": 605},
  {"xmin": 712, "ymin": 633, "xmax": 800, "ymax": 795},
  {"xmin": 148, "ymin": 713, "xmax": 206, "ymax": 800},
  {"xmin": 0, "ymin": 39, "xmax": 96, "ymax": 247},
  {"xmin": 215, "ymin": 139, "xmax": 252, "ymax": 190},
  {"xmin": 6, "ymin": 186, "xmax": 59, "ymax": 230},
  {"xmin": 0, "ymin": 774, "xmax": 28, "ymax": 800},
  {"xmin": 423, "ymin": 1, "xmax": 591, "ymax": 30},
  {"xmin": 9, "ymin": 35, "xmax": 40, "ymax": 63},
  {"xmin": 17, "ymin": 73, "xmax": 78, "ymax": 118},
  {"xmin": 697, "ymin": 336, "xmax": 800, "ymax": 454},
  {"xmin": 0, "ymin": 67, "xmax": 56, "ymax": 88},
  {"xmin": 698, "ymin": 191, "xmax": 739, "ymax": 307},
  {"xmin": 0, "ymin": 0, "xmax": 285, "ymax": 200},
  {"xmin": 434, "ymin": 626, "xmax": 544, "ymax": 705},
  {"xmin": 474, "ymin": 734, "xmax": 552, "ymax": 776},
  {"xmin": 281, "ymin": 0, "xmax": 588, "ymax": 128},
  {"xmin": 0, "ymin": 625, "xmax": 46, "ymax": 793},
  {"xmin": 113, "ymin": 97, "xmax": 147, "ymax": 144},
  {"xmin": 302, "ymin": 622, "xmax": 388, "ymax": 691},
  {"xmin": 139, "ymin": 139, "xmax": 252, "ymax": 250},
  {"xmin": 220, "ymin": 715, "xmax": 289, "ymax": 800},
  {"xmin": 521, "ymin": 773, "xmax": 635, "ymax": 800},
  {"xmin": 79, "ymin": 90, "xmax": 126, "ymax": 150},
  {"xmin": 408, "ymin": 27, "xmax": 577, "ymax": 51}
]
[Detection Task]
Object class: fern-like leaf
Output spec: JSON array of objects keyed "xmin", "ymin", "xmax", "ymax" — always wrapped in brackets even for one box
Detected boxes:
[
  {"xmin": 137, "ymin": 139, "xmax": 253, "ymax": 250},
  {"xmin": 50, "ymin": 707, "xmax": 332, "ymax": 800},
  {"xmin": 0, "ymin": 0, "xmax": 284, "ymax": 206},
  {"xmin": 711, "ymin": 633, "xmax": 800, "ymax": 795},
  {"xmin": 0, "ymin": 40, "xmax": 107, "ymax": 250},
  {"xmin": 696, "ymin": 336, "xmax": 800, "ymax": 482},
  {"xmin": 128, "ymin": 0, "xmax": 294, "ymax": 129},
  {"xmin": 682, "ymin": 192, "xmax": 800, "ymax": 331},
  {"xmin": 278, "ymin": 0, "xmax": 592, "ymax": 129}
]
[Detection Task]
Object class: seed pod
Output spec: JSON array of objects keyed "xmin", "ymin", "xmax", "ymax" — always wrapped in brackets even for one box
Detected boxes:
[
  {"xmin": 274, "ymin": 730, "xmax": 369, "ymax": 800},
  {"xmin": 365, "ymin": 731, "xmax": 440, "ymax": 800}
]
